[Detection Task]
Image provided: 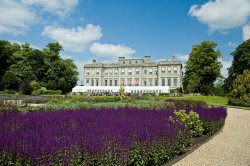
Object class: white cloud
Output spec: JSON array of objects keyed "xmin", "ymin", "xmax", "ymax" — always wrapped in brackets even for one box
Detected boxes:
[
  {"xmin": 219, "ymin": 59, "xmax": 232, "ymax": 77},
  {"xmin": 0, "ymin": 0, "xmax": 36, "ymax": 35},
  {"xmin": 243, "ymin": 24, "xmax": 250, "ymax": 40},
  {"xmin": 189, "ymin": 0, "xmax": 250, "ymax": 31},
  {"xmin": 227, "ymin": 42, "xmax": 237, "ymax": 48},
  {"xmin": 42, "ymin": 24, "xmax": 103, "ymax": 52},
  {"xmin": 90, "ymin": 42, "xmax": 136, "ymax": 59},
  {"xmin": 21, "ymin": 0, "xmax": 79, "ymax": 18},
  {"xmin": 0, "ymin": 0, "xmax": 79, "ymax": 35}
]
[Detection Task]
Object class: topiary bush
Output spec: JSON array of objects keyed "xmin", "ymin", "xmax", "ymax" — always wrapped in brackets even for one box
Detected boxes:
[
  {"xmin": 174, "ymin": 110, "xmax": 204, "ymax": 137},
  {"xmin": 228, "ymin": 69, "xmax": 250, "ymax": 107}
]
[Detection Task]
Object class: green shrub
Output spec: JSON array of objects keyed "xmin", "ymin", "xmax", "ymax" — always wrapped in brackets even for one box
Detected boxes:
[
  {"xmin": 90, "ymin": 96, "xmax": 121, "ymax": 103},
  {"xmin": 228, "ymin": 69, "xmax": 250, "ymax": 107},
  {"xmin": 174, "ymin": 110, "xmax": 204, "ymax": 137}
]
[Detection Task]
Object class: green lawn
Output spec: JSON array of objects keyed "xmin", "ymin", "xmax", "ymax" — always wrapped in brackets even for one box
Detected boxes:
[{"xmin": 165, "ymin": 96, "xmax": 250, "ymax": 110}]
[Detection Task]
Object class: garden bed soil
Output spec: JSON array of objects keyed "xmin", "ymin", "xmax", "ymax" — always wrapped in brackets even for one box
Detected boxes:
[{"xmin": 163, "ymin": 127, "xmax": 223, "ymax": 166}]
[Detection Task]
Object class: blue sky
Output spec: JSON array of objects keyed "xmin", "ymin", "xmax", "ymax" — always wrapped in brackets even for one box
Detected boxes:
[{"xmin": 1, "ymin": 0, "xmax": 250, "ymax": 84}]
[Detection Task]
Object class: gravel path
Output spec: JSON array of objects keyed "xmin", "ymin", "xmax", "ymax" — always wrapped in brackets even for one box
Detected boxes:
[{"xmin": 173, "ymin": 108, "xmax": 250, "ymax": 166}]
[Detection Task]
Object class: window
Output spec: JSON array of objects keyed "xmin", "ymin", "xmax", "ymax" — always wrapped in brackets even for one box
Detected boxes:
[
  {"xmin": 114, "ymin": 80, "xmax": 118, "ymax": 86},
  {"xmin": 136, "ymin": 68, "xmax": 139, "ymax": 74},
  {"xmin": 174, "ymin": 78, "xmax": 177, "ymax": 87},
  {"xmin": 121, "ymin": 69, "xmax": 125, "ymax": 75},
  {"xmin": 127, "ymin": 78, "xmax": 132, "ymax": 86},
  {"xmin": 105, "ymin": 80, "xmax": 108, "ymax": 86},
  {"xmin": 168, "ymin": 78, "xmax": 171, "ymax": 86},
  {"xmin": 96, "ymin": 79, "xmax": 99, "ymax": 86},
  {"xmin": 155, "ymin": 68, "xmax": 158, "ymax": 75},
  {"xmin": 135, "ymin": 78, "xmax": 139, "ymax": 86},
  {"xmin": 86, "ymin": 69, "xmax": 90, "ymax": 75},
  {"xmin": 105, "ymin": 70, "xmax": 108, "ymax": 74},
  {"xmin": 136, "ymin": 61, "xmax": 138, "ymax": 63},
  {"xmin": 115, "ymin": 69, "xmax": 118, "ymax": 74},
  {"xmin": 91, "ymin": 79, "xmax": 94, "ymax": 86},
  {"xmin": 144, "ymin": 69, "xmax": 147, "ymax": 75},
  {"xmin": 109, "ymin": 80, "xmax": 112, "ymax": 86},
  {"xmin": 168, "ymin": 67, "xmax": 171, "ymax": 74},
  {"xmin": 149, "ymin": 79, "xmax": 153, "ymax": 86},
  {"xmin": 123, "ymin": 61, "xmax": 125, "ymax": 64},
  {"xmin": 162, "ymin": 78, "xmax": 165, "ymax": 86},
  {"xmin": 149, "ymin": 69, "xmax": 153, "ymax": 75},
  {"xmin": 120, "ymin": 79, "xmax": 125, "ymax": 86},
  {"xmin": 161, "ymin": 67, "xmax": 165, "ymax": 74},
  {"xmin": 174, "ymin": 67, "xmax": 178, "ymax": 74},
  {"xmin": 143, "ymin": 80, "xmax": 147, "ymax": 86},
  {"xmin": 91, "ymin": 69, "xmax": 95, "ymax": 75},
  {"xmin": 96, "ymin": 69, "xmax": 99, "ymax": 75},
  {"xmin": 155, "ymin": 79, "xmax": 158, "ymax": 86},
  {"xmin": 129, "ymin": 61, "xmax": 131, "ymax": 64},
  {"xmin": 109, "ymin": 69, "xmax": 113, "ymax": 74},
  {"xmin": 86, "ymin": 79, "xmax": 89, "ymax": 84},
  {"xmin": 128, "ymin": 69, "xmax": 132, "ymax": 75}
]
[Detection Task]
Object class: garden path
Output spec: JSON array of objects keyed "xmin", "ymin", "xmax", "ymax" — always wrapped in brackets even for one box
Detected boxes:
[{"xmin": 173, "ymin": 108, "xmax": 250, "ymax": 166}]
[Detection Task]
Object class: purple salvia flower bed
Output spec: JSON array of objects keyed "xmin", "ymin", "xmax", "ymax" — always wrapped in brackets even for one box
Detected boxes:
[
  {"xmin": 0, "ymin": 108, "xmax": 190, "ymax": 165},
  {"xmin": 187, "ymin": 107, "xmax": 227, "ymax": 121}
]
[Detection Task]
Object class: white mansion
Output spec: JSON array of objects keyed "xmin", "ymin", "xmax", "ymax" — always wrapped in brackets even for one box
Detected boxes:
[{"xmin": 73, "ymin": 56, "xmax": 182, "ymax": 94}]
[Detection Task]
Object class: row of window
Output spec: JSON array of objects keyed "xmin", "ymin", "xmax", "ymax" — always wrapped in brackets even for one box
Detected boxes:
[
  {"xmin": 86, "ymin": 78, "xmax": 178, "ymax": 87},
  {"xmin": 86, "ymin": 67, "xmax": 178, "ymax": 75}
]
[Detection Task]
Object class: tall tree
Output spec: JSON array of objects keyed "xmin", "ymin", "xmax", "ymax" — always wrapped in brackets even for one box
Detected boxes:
[
  {"xmin": 224, "ymin": 39, "xmax": 250, "ymax": 92},
  {"xmin": 183, "ymin": 41, "xmax": 222, "ymax": 95}
]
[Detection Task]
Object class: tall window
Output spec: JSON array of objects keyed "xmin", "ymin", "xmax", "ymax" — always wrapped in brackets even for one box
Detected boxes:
[
  {"xmin": 105, "ymin": 80, "xmax": 108, "ymax": 86},
  {"xmin": 162, "ymin": 78, "xmax": 165, "ymax": 86},
  {"xmin": 168, "ymin": 78, "xmax": 171, "ymax": 86},
  {"xmin": 155, "ymin": 79, "xmax": 158, "ymax": 86},
  {"xmin": 109, "ymin": 80, "xmax": 112, "ymax": 86},
  {"xmin": 91, "ymin": 69, "xmax": 95, "ymax": 75},
  {"xmin": 174, "ymin": 78, "xmax": 177, "ymax": 87},
  {"xmin": 144, "ymin": 69, "xmax": 147, "ymax": 75},
  {"xmin": 128, "ymin": 69, "xmax": 132, "ymax": 75},
  {"xmin": 161, "ymin": 67, "xmax": 165, "ymax": 74},
  {"xmin": 109, "ymin": 69, "xmax": 113, "ymax": 75},
  {"xmin": 96, "ymin": 69, "xmax": 99, "ymax": 75},
  {"xmin": 149, "ymin": 79, "xmax": 153, "ymax": 86},
  {"xmin": 136, "ymin": 68, "xmax": 140, "ymax": 74},
  {"xmin": 149, "ymin": 69, "xmax": 153, "ymax": 75},
  {"xmin": 143, "ymin": 79, "xmax": 147, "ymax": 86},
  {"xmin": 121, "ymin": 69, "xmax": 125, "ymax": 75},
  {"xmin": 120, "ymin": 79, "xmax": 125, "ymax": 86},
  {"xmin": 86, "ymin": 79, "xmax": 89, "ymax": 84},
  {"xmin": 168, "ymin": 67, "xmax": 171, "ymax": 74},
  {"xmin": 86, "ymin": 69, "xmax": 90, "ymax": 75},
  {"xmin": 135, "ymin": 78, "xmax": 139, "ymax": 86},
  {"xmin": 96, "ymin": 79, "xmax": 99, "ymax": 86},
  {"xmin": 91, "ymin": 79, "xmax": 94, "ymax": 86},
  {"xmin": 174, "ymin": 67, "xmax": 177, "ymax": 74},
  {"xmin": 114, "ymin": 80, "xmax": 118, "ymax": 86},
  {"xmin": 128, "ymin": 78, "xmax": 132, "ymax": 86}
]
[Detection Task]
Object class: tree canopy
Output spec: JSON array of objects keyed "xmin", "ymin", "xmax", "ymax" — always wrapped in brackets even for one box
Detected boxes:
[
  {"xmin": 224, "ymin": 39, "xmax": 250, "ymax": 93},
  {"xmin": 183, "ymin": 41, "xmax": 222, "ymax": 95},
  {"xmin": 0, "ymin": 40, "xmax": 78, "ymax": 94}
]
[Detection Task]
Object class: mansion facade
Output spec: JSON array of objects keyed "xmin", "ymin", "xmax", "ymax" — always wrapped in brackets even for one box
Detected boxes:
[{"xmin": 83, "ymin": 56, "xmax": 182, "ymax": 90}]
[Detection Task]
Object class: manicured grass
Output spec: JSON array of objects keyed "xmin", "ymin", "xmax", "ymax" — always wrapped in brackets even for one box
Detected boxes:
[{"xmin": 165, "ymin": 96, "xmax": 250, "ymax": 110}]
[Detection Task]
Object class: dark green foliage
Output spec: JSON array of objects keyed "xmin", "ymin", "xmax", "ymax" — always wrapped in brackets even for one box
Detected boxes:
[
  {"xmin": 0, "ymin": 40, "xmax": 78, "ymax": 94},
  {"xmin": 19, "ymin": 80, "xmax": 33, "ymax": 95},
  {"xmin": 224, "ymin": 39, "xmax": 250, "ymax": 93},
  {"xmin": 202, "ymin": 119, "xmax": 225, "ymax": 135},
  {"xmin": 228, "ymin": 70, "xmax": 250, "ymax": 107},
  {"xmin": 183, "ymin": 41, "xmax": 222, "ymax": 95}
]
